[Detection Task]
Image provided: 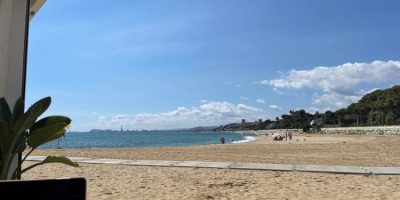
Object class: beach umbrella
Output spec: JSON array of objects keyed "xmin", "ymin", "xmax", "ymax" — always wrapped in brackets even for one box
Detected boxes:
[
  {"xmin": 0, "ymin": 0, "xmax": 46, "ymax": 179},
  {"xmin": 271, "ymin": 132, "xmax": 280, "ymax": 139}
]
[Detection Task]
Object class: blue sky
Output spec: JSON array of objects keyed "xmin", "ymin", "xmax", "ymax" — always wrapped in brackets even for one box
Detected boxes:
[{"xmin": 26, "ymin": 0, "xmax": 400, "ymax": 131}]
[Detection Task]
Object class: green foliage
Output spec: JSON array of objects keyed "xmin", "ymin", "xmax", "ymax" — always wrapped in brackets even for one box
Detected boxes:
[
  {"xmin": 302, "ymin": 125, "xmax": 311, "ymax": 133},
  {"xmin": 20, "ymin": 156, "xmax": 78, "ymax": 175},
  {"xmin": 0, "ymin": 96, "xmax": 78, "ymax": 180},
  {"xmin": 338, "ymin": 85, "xmax": 400, "ymax": 126},
  {"xmin": 215, "ymin": 85, "xmax": 400, "ymax": 131},
  {"xmin": 385, "ymin": 111, "xmax": 396, "ymax": 124},
  {"xmin": 311, "ymin": 85, "xmax": 400, "ymax": 127}
]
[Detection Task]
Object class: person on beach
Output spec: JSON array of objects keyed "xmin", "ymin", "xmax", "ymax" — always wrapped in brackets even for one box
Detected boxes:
[{"xmin": 220, "ymin": 137, "xmax": 225, "ymax": 144}]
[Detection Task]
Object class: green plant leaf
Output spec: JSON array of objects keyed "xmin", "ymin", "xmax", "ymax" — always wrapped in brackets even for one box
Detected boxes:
[
  {"xmin": 0, "ymin": 121, "xmax": 12, "ymax": 151},
  {"xmin": 9, "ymin": 97, "xmax": 52, "ymax": 163},
  {"xmin": 0, "ymin": 96, "xmax": 76, "ymax": 180},
  {"xmin": 0, "ymin": 98, "xmax": 11, "ymax": 122},
  {"xmin": 27, "ymin": 97, "xmax": 51, "ymax": 113},
  {"xmin": 30, "ymin": 115, "xmax": 71, "ymax": 134},
  {"xmin": 12, "ymin": 97, "xmax": 51, "ymax": 138},
  {"xmin": 11, "ymin": 97, "xmax": 24, "ymax": 126},
  {"xmin": 19, "ymin": 156, "xmax": 79, "ymax": 176},
  {"xmin": 42, "ymin": 156, "xmax": 79, "ymax": 167},
  {"xmin": 27, "ymin": 122, "xmax": 67, "ymax": 148},
  {"xmin": 12, "ymin": 131, "xmax": 27, "ymax": 154}
]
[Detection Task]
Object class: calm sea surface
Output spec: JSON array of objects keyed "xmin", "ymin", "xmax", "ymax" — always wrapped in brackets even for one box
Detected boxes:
[{"xmin": 41, "ymin": 131, "xmax": 246, "ymax": 149}]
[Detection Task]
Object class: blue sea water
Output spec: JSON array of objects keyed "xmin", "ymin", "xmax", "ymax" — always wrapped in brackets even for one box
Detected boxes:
[{"xmin": 40, "ymin": 131, "xmax": 246, "ymax": 149}]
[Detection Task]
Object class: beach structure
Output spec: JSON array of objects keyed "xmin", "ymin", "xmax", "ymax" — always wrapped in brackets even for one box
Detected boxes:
[{"xmin": 0, "ymin": 0, "xmax": 46, "ymax": 178}]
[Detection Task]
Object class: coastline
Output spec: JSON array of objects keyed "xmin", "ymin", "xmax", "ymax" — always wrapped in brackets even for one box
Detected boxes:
[
  {"xmin": 32, "ymin": 133, "xmax": 400, "ymax": 167},
  {"xmin": 25, "ymin": 133, "xmax": 400, "ymax": 200},
  {"xmin": 231, "ymin": 135, "xmax": 257, "ymax": 143},
  {"xmin": 43, "ymin": 131, "xmax": 246, "ymax": 149}
]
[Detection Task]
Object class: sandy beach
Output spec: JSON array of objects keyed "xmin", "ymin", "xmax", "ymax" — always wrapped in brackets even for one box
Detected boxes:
[{"xmin": 24, "ymin": 134, "xmax": 400, "ymax": 199}]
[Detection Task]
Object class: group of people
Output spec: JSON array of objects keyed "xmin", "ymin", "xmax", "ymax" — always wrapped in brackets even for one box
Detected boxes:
[{"xmin": 219, "ymin": 131, "xmax": 293, "ymax": 144}]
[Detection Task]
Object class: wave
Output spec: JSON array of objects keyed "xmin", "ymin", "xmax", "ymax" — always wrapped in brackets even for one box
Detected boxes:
[{"xmin": 231, "ymin": 136, "xmax": 256, "ymax": 144}]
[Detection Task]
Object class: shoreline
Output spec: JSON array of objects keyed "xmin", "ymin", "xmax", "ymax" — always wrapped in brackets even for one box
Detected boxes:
[
  {"xmin": 44, "ymin": 131, "xmax": 246, "ymax": 149},
  {"xmin": 33, "ymin": 134, "xmax": 400, "ymax": 167},
  {"xmin": 25, "ymin": 133, "xmax": 400, "ymax": 199},
  {"xmin": 231, "ymin": 135, "xmax": 257, "ymax": 143},
  {"xmin": 25, "ymin": 130, "xmax": 400, "ymax": 199},
  {"xmin": 42, "ymin": 135, "xmax": 259, "ymax": 150},
  {"xmin": 42, "ymin": 132, "xmax": 257, "ymax": 150},
  {"xmin": 49, "ymin": 128, "xmax": 400, "ymax": 150}
]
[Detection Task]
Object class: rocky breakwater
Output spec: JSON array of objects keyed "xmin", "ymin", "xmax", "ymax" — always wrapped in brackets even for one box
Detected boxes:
[
  {"xmin": 232, "ymin": 129, "xmax": 303, "ymax": 136},
  {"xmin": 321, "ymin": 126, "xmax": 400, "ymax": 135}
]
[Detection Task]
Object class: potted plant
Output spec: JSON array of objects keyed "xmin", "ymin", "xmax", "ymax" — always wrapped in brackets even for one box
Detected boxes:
[{"xmin": 0, "ymin": 96, "xmax": 78, "ymax": 180}]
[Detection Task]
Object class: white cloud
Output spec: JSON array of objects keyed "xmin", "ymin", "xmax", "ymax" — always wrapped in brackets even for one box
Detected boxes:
[
  {"xmin": 200, "ymin": 101, "xmax": 235, "ymax": 113},
  {"xmin": 273, "ymin": 88, "xmax": 284, "ymax": 95},
  {"xmin": 88, "ymin": 101, "xmax": 270, "ymax": 130},
  {"xmin": 199, "ymin": 99, "xmax": 208, "ymax": 103},
  {"xmin": 269, "ymin": 105, "xmax": 282, "ymax": 111},
  {"xmin": 200, "ymin": 101, "xmax": 262, "ymax": 115},
  {"xmin": 305, "ymin": 107, "xmax": 332, "ymax": 114},
  {"xmin": 311, "ymin": 92, "xmax": 363, "ymax": 108},
  {"xmin": 256, "ymin": 99, "xmax": 266, "ymax": 104},
  {"xmin": 98, "ymin": 116, "xmax": 107, "ymax": 120},
  {"xmin": 240, "ymin": 96, "xmax": 249, "ymax": 100},
  {"xmin": 260, "ymin": 60, "xmax": 400, "ymax": 109},
  {"xmin": 265, "ymin": 60, "xmax": 400, "ymax": 91},
  {"xmin": 311, "ymin": 88, "xmax": 379, "ymax": 109},
  {"xmin": 113, "ymin": 114, "xmax": 127, "ymax": 119}
]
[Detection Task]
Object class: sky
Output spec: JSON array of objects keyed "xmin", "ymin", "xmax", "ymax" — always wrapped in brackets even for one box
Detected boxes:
[{"xmin": 26, "ymin": 0, "xmax": 400, "ymax": 131}]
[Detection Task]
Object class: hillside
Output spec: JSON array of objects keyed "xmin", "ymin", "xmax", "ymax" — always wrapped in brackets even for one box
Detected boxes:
[
  {"xmin": 340, "ymin": 85, "xmax": 400, "ymax": 126},
  {"xmin": 214, "ymin": 85, "xmax": 400, "ymax": 131}
]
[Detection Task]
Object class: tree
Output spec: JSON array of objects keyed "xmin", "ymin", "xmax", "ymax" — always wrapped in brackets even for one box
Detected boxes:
[{"xmin": 385, "ymin": 111, "xmax": 396, "ymax": 125}]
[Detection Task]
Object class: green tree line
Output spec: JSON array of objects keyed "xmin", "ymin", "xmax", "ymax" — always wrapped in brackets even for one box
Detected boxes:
[{"xmin": 215, "ymin": 85, "xmax": 400, "ymax": 131}]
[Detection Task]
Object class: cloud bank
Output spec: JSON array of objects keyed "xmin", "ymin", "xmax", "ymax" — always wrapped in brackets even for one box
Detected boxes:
[
  {"xmin": 91, "ymin": 101, "xmax": 269, "ymax": 130},
  {"xmin": 260, "ymin": 60, "xmax": 400, "ymax": 109}
]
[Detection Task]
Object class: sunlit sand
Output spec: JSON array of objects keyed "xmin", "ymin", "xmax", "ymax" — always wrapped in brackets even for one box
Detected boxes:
[{"xmin": 25, "ymin": 134, "xmax": 400, "ymax": 199}]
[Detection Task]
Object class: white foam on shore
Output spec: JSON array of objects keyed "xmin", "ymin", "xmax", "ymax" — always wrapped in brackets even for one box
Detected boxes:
[{"xmin": 231, "ymin": 136, "xmax": 257, "ymax": 144}]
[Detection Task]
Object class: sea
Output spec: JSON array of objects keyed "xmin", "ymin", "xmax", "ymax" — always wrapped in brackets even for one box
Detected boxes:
[{"xmin": 41, "ymin": 131, "xmax": 255, "ymax": 149}]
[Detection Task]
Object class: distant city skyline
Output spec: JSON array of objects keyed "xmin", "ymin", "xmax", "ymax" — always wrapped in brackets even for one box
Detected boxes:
[{"xmin": 26, "ymin": 0, "xmax": 400, "ymax": 131}]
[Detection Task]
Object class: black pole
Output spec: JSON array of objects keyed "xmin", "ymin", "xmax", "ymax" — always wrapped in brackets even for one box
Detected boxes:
[
  {"xmin": 17, "ymin": 0, "xmax": 31, "ymax": 180},
  {"xmin": 22, "ymin": 0, "xmax": 30, "ymax": 100}
]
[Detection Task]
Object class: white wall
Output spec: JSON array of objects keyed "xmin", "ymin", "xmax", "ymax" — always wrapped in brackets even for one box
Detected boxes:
[
  {"xmin": 0, "ymin": 0, "xmax": 30, "ymax": 179},
  {"xmin": 0, "ymin": 0, "xmax": 29, "ymax": 105}
]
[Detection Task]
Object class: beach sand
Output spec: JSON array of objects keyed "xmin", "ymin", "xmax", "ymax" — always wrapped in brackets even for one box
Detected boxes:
[
  {"xmin": 33, "ymin": 134, "xmax": 400, "ymax": 167},
  {"xmin": 24, "ymin": 134, "xmax": 400, "ymax": 199}
]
